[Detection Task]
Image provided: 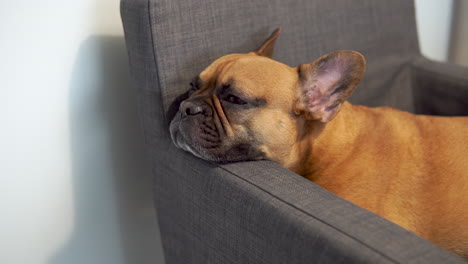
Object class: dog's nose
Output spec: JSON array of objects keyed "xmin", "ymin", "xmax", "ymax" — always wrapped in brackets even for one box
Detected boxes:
[{"xmin": 181, "ymin": 101, "xmax": 204, "ymax": 116}]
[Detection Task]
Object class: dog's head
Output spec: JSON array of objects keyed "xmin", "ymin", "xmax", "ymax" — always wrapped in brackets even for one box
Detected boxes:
[{"xmin": 170, "ymin": 29, "xmax": 366, "ymax": 164}]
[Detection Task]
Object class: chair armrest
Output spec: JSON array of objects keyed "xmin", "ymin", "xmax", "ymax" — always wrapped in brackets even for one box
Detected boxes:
[
  {"xmin": 412, "ymin": 56, "xmax": 468, "ymax": 116},
  {"xmin": 154, "ymin": 145, "xmax": 464, "ymax": 263}
]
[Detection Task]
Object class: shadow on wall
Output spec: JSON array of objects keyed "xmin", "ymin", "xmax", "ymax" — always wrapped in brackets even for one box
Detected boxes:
[{"xmin": 49, "ymin": 36, "xmax": 165, "ymax": 264}]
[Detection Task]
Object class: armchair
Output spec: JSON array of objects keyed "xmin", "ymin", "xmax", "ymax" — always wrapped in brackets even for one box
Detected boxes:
[{"xmin": 121, "ymin": 0, "xmax": 468, "ymax": 263}]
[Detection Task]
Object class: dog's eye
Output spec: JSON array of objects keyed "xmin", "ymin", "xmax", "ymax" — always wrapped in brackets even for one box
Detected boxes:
[{"xmin": 223, "ymin": 94, "xmax": 247, "ymax": 105}]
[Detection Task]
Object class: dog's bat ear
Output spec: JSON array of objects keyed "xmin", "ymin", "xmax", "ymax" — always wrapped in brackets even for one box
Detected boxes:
[
  {"xmin": 295, "ymin": 51, "xmax": 366, "ymax": 122},
  {"xmin": 254, "ymin": 28, "xmax": 281, "ymax": 58}
]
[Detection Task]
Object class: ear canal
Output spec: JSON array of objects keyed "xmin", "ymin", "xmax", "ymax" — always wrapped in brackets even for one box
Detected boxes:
[
  {"xmin": 254, "ymin": 28, "xmax": 282, "ymax": 58},
  {"xmin": 296, "ymin": 51, "xmax": 366, "ymax": 122}
]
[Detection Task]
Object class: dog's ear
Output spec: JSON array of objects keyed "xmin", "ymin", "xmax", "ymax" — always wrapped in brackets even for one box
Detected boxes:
[
  {"xmin": 254, "ymin": 28, "xmax": 281, "ymax": 58},
  {"xmin": 295, "ymin": 51, "xmax": 366, "ymax": 122}
]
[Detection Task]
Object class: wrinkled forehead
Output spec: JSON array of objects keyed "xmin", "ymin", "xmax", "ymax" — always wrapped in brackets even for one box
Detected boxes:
[
  {"xmin": 199, "ymin": 53, "xmax": 248, "ymax": 79},
  {"xmin": 199, "ymin": 54, "xmax": 298, "ymax": 98}
]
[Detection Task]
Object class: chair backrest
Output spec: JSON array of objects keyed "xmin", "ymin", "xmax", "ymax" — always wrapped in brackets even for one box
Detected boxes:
[{"xmin": 122, "ymin": 0, "xmax": 420, "ymax": 139}]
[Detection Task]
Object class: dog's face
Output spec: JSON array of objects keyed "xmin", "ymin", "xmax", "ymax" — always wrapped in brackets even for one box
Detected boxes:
[
  {"xmin": 170, "ymin": 29, "xmax": 365, "ymax": 164},
  {"xmin": 170, "ymin": 52, "xmax": 300, "ymax": 162}
]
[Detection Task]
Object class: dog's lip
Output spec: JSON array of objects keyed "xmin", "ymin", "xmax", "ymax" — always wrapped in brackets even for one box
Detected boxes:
[
  {"xmin": 170, "ymin": 116, "xmax": 257, "ymax": 163},
  {"xmin": 170, "ymin": 116, "xmax": 208, "ymax": 158},
  {"xmin": 169, "ymin": 116, "xmax": 184, "ymax": 149}
]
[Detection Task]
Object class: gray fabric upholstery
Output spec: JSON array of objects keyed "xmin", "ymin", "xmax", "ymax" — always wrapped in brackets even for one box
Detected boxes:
[
  {"xmin": 121, "ymin": 0, "xmax": 467, "ymax": 263},
  {"xmin": 153, "ymin": 151, "xmax": 465, "ymax": 264},
  {"xmin": 412, "ymin": 57, "xmax": 468, "ymax": 116}
]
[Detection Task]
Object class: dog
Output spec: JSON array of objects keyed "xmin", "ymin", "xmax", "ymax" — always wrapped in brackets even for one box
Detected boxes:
[{"xmin": 170, "ymin": 29, "xmax": 468, "ymax": 258}]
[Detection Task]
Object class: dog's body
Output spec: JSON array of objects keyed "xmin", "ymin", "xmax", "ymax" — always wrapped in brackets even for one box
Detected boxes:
[
  {"xmin": 170, "ymin": 29, "xmax": 468, "ymax": 258},
  {"xmin": 299, "ymin": 102, "xmax": 468, "ymax": 256}
]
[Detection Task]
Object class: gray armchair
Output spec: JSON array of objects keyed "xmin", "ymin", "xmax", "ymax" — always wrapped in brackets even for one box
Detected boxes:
[{"xmin": 120, "ymin": 0, "xmax": 468, "ymax": 263}]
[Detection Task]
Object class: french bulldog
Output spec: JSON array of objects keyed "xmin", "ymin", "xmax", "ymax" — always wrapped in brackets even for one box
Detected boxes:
[{"xmin": 169, "ymin": 29, "xmax": 468, "ymax": 258}]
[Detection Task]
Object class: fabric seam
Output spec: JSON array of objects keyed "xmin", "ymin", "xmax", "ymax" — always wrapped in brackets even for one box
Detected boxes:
[{"xmin": 147, "ymin": 0, "xmax": 168, "ymax": 126}]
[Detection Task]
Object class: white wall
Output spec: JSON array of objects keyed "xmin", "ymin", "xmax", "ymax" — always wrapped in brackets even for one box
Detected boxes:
[
  {"xmin": 415, "ymin": 0, "xmax": 454, "ymax": 62},
  {"xmin": 0, "ymin": 1, "xmax": 457, "ymax": 264},
  {"xmin": 0, "ymin": 1, "xmax": 164, "ymax": 264}
]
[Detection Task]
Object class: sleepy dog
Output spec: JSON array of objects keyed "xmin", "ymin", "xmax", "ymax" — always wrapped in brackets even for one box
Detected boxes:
[{"xmin": 170, "ymin": 29, "xmax": 468, "ymax": 258}]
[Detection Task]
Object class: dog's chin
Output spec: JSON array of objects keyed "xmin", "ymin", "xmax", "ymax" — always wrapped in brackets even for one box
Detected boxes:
[
  {"xmin": 170, "ymin": 122, "xmax": 263, "ymax": 163},
  {"xmin": 172, "ymin": 133, "xmax": 252, "ymax": 163}
]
